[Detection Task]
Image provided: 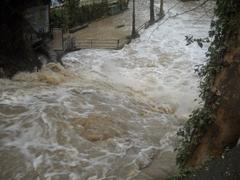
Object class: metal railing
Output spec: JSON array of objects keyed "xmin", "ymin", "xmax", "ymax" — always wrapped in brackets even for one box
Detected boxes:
[
  {"xmin": 136, "ymin": 21, "xmax": 150, "ymax": 33},
  {"xmin": 74, "ymin": 38, "xmax": 129, "ymax": 50},
  {"xmin": 58, "ymin": 5, "xmax": 163, "ymax": 51},
  {"xmin": 136, "ymin": 7, "xmax": 163, "ymax": 33},
  {"xmin": 80, "ymin": 0, "xmax": 119, "ymax": 6},
  {"xmin": 51, "ymin": 0, "xmax": 126, "ymax": 8}
]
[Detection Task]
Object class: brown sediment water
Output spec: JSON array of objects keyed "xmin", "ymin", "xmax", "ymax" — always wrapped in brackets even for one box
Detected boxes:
[{"xmin": 0, "ymin": 0, "xmax": 214, "ymax": 179}]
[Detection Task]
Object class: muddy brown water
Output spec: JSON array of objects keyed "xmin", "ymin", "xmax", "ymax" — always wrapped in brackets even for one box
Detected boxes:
[{"xmin": 0, "ymin": 0, "xmax": 214, "ymax": 179}]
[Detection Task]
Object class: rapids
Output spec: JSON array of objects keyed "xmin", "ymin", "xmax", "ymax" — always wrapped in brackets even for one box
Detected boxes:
[{"xmin": 0, "ymin": 0, "xmax": 214, "ymax": 179}]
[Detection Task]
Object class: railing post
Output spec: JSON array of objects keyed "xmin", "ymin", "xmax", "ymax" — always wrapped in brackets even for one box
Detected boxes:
[{"xmin": 117, "ymin": 39, "xmax": 120, "ymax": 49}]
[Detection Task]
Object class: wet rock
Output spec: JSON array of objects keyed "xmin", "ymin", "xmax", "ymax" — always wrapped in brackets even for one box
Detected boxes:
[{"xmin": 13, "ymin": 63, "xmax": 73, "ymax": 84}]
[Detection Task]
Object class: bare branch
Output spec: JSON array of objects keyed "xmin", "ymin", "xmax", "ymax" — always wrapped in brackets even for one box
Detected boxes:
[{"xmin": 148, "ymin": 0, "xmax": 213, "ymax": 39}]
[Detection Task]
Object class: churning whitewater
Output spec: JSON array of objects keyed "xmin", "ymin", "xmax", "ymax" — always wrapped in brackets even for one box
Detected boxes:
[{"xmin": 0, "ymin": 0, "xmax": 214, "ymax": 179}]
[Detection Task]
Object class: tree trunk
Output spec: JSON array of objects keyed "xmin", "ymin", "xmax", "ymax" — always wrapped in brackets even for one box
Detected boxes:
[
  {"xmin": 160, "ymin": 0, "xmax": 164, "ymax": 16},
  {"xmin": 150, "ymin": 0, "xmax": 155, "ymax": 24},
  {"xmin": 131, "ymin": 0, "xmax": 138, "ymax": 38}
]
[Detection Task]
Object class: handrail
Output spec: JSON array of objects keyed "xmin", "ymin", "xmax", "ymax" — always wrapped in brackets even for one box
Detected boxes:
[
  {"xmin": 73, "ymin": 38, "xmax": 129, "ymax": 50},
  {"xmin": 136, "ymin": 21, "xmax": 148, "ymax": 32},
  {"xmin": 136, "ymin": 7, "xmax": 163, "ymax": 33}
]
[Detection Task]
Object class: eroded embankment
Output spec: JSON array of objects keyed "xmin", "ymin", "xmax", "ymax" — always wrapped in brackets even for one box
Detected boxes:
[{"xmin": 176, "ymin": 0, "xmax": 240, "ymax": 168}]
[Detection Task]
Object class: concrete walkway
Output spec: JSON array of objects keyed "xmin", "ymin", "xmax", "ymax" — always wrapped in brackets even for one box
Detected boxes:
[{"xmin": 71, "ymin": 0, "xmax": 159, "ymax": 41}]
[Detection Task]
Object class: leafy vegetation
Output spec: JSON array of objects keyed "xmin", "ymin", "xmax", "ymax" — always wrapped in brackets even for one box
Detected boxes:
[
  {"xmin": 50, "ymin": 0, "xmax": 115, "ymax": 30},
  {"xmin": 176, "ymin": 0, "xmax": 240, "ymax": 169}
]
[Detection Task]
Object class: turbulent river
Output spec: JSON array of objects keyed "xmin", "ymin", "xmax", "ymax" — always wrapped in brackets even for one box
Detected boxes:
[{"xmin": 0, "ymin": 1, "xmax": 214, "ymax": 179}]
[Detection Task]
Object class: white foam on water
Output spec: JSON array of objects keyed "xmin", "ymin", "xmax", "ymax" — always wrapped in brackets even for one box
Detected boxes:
[{"xmin": 0, "ymin": 0, "xmax": 214, "ymax": 179}]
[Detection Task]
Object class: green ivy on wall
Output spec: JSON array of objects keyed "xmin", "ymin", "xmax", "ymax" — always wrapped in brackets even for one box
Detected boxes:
[{"xmin": 176, "ymin": 0, "xmax": 240, "ymax": 170}]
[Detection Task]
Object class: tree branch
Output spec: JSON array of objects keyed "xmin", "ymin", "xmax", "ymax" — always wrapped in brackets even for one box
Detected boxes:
[{"xmin": 148, "ymin": 0, "xmax": 213, "ymax": 39}]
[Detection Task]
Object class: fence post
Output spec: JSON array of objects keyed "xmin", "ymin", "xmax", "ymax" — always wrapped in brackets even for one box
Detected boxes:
[
  {"xmin": 117, "ymin": 39, "xmax": 120, "ymax": 49},
  {"xmin": 90, "ymin": 39, "xmax": 93, "ymax": 48}
]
